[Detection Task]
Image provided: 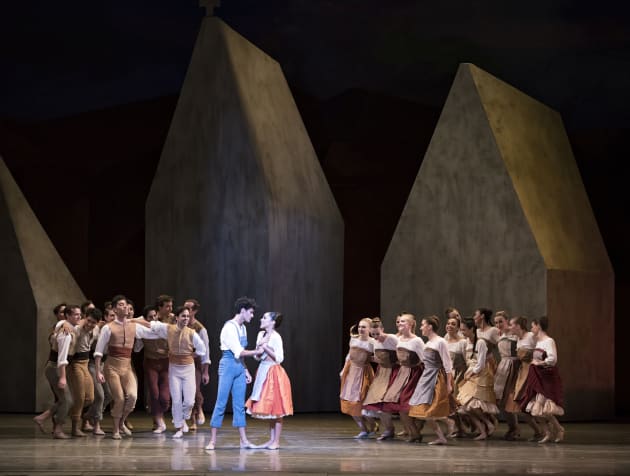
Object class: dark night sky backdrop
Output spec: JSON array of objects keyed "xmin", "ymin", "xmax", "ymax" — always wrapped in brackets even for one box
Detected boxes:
[{"xmin": 2, "ymin": 0, "xmax": 630, "ymax": 128}]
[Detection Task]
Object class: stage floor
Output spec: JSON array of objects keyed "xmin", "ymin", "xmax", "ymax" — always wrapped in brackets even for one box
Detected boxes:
[{"xmin": 0, "ymin": 413, "xmax": 629, "ymax": 475}]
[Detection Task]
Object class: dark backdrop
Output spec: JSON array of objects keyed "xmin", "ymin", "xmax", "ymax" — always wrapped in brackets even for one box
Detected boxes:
[{"xmin": 0, "ymin": 87, "xmax": 627, "ymax": 416}]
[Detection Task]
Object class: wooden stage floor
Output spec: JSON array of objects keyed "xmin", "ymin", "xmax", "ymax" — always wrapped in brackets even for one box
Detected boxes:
[{"xmin": 0, "ymin": 413, "xmax": 629, "ymax": 475}]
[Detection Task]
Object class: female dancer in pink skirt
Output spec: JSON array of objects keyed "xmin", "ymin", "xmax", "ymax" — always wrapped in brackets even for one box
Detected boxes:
[
  {"xmin": 339, "ymin": 318, "xmax": 376, "ymax": 438},
  {"xmin": 246, "ymin": 312, "xmax": 293, "ymax": 449}
]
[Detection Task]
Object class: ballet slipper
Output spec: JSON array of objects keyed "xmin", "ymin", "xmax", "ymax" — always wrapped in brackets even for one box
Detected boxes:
[
  {"xmin": 553, "ymin": 427, "xmax": 565, "ymax": 443},
  {"xmin": 376, "ymin": 431, "xmax": 395, "ymax": 441},
  {"xmin": 538, "ymin": 430, "xmax": 552, "ymax": 443},
  {"xmin": 204, "ymin": 441, "xmax": 215, "ymax": 450},
  {"xmin": 428, "ymin": 438, "xmax": 447, "ymax": 445}
]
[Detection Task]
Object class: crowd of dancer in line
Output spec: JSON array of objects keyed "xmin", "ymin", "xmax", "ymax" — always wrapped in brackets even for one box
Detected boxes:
[
  {"xmin": 33, "ymin": 295, "xmax": 293, "ymax": 449},
  {"xmin": 340, "ymin": 308, "xmax": 564, "ymax": 445}
]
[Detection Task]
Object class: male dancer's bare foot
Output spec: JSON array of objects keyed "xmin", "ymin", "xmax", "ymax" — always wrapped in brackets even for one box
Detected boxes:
[{"xmin": 33, "ymin": 416, "xmax": 47, "ymax": 434}]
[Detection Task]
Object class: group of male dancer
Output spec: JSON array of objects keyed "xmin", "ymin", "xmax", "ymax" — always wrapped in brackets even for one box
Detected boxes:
[{"xmin": 34, "ymin": 294, "xmax": 264, "ymax": 444}]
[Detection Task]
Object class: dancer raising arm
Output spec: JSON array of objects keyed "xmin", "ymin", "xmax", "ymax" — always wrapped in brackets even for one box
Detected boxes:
[
  {"xmin": 340, "ymin": 318, "xmax": 376, "ymax": 438},
  {"xmin": 361, "ymin": 317, "xmax": 399, "ymax": 440}
]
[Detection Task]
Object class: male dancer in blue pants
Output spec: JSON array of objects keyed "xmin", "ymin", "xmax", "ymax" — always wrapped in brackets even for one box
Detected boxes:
[{"xmin": 206, "ymin": 296, "xmax": 263, "ymax": 450}]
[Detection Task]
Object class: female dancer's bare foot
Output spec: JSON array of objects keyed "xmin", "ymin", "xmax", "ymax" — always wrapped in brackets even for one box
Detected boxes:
[
  {"xmin": 253, "ymin": 440, "xmax": 273, "ymax": 449},
  {"xmin": 473, "ymin": 432, "xmax": 488, "ymax": 441}
]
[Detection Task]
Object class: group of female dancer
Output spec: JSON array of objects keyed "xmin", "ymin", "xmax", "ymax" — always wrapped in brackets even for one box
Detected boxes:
[{"xmin": 339, "ymin": 308, "xmax": 565, "ymax": 445}]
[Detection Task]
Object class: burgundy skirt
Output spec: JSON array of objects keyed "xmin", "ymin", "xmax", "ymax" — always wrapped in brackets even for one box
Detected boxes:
[
  {"xmin": 517, "ymin": 364, "xmax": 563, "ymax": 411},
  {"xmin": 381, "ymin": 365, "xmax": 423, "ymax": 413}
]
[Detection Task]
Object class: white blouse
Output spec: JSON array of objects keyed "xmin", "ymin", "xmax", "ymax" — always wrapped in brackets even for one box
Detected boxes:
[
  {"xmin": 397, "ymin": 335, "xmax": 425, "ymax": 357},
  {"xmin": 256, "ymin": 330, "xmax": 284, "ymax": 364},
  {"xmin": 374, "ymin": 334, "xmax": 398, "ymax": 351},
  {"xmin": 425, "ymin": 336, "xmax": 453, "ymax": 374},
  {"xmin": 535, "ymin": 336, "xmax": 558, "ymax": 366},
  {"xmin": 517, "ymin": 331, "xmax": 536, "ymax": 350},
  {"xmin": 466, "ymin": 338, "xmax": 488, "ymax": 375}
]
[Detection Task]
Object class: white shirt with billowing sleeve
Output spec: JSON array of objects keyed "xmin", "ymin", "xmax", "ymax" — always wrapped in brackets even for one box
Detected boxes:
[
  {"xmin": 517, "ymin": 331, "xmax": 536, "ymax": 350},
  {"xmin": 256, "ymin": 331, "xmax": 284, "ymax": 364},
  {"xmin": 397, "ymin": 335, "xmax": 424, "ymax": 358},
  {"xmin": 425, "ymin": 336, "xmax": 453, "ymax": 374},
  {"xmin": 477, "ymin": 326, "xmax": 499, "ymax": 345},
  {"xmin": 536, "ymin": 335, "xmax": 558, "ymax": 366},
  {"xmin": 93, "ymin": 320, "xmax": 158, "ymax": 358},
  {"xmin": 56, "ymin": 332, "xmax": 72, "ymax": 368},
  {"xmin": 149, "ymin": 321, "xmax": 207, "ymax": 358},
  {"xmin": 219, "ymin": 320, "xmax": 246, "ymax": 359},
  {"xmin": 467, "ymin": 338, "xmax": 488, "ymax": 375},
  {"xmin": 197, "ymin": 327, "xmax": 211, "ymax": 365}
]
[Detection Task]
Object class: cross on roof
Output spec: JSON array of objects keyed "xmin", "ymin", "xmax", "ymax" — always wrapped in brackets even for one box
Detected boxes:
[{"xmin": 200, "ymin": 0, "xmax": 220, "ymax": 16}]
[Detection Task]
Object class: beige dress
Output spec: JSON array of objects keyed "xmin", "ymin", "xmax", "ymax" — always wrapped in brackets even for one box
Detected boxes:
[
  {"xmin": 340, "ymin": 337, "xmax": 375, "ymax": 416},
  {"xmin": 457, "ymin": 338, "xmax": 499, "ymax": 415}
]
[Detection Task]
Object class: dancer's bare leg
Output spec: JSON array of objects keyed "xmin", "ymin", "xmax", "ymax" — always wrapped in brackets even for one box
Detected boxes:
[
  {"xmin": 33, "ymin": 409, "xmax": 51, "ymax": 434},
  {"xmin": 268, "ymin": 419, "xmax": 282, "ymax": 449},
  {"xmin": 112, "ymin": 417, "xmax": 122, "ymax": 439},
  {"xmin": 238, "ymin": 426, "xmax": 252, "ymax": 447},
  {"xmin": 205, "ymin": 427, "xmax": 218, "ymax": 450}
]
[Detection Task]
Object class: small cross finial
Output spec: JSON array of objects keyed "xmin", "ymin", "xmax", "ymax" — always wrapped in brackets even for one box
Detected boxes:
[{"xmin": 200, "ymin": 0, "xmax": 220, "ymax": 16}]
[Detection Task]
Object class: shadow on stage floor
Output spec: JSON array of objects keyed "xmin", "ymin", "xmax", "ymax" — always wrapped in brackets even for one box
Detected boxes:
[{"xmin": 0, "ymin": 412, "xmax": 629, "ymax": 475}]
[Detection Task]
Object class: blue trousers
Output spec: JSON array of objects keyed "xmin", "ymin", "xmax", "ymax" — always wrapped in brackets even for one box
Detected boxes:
[{"xmin": 210, "ymin": 352, "xmax": 247, "ymax": 428}]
